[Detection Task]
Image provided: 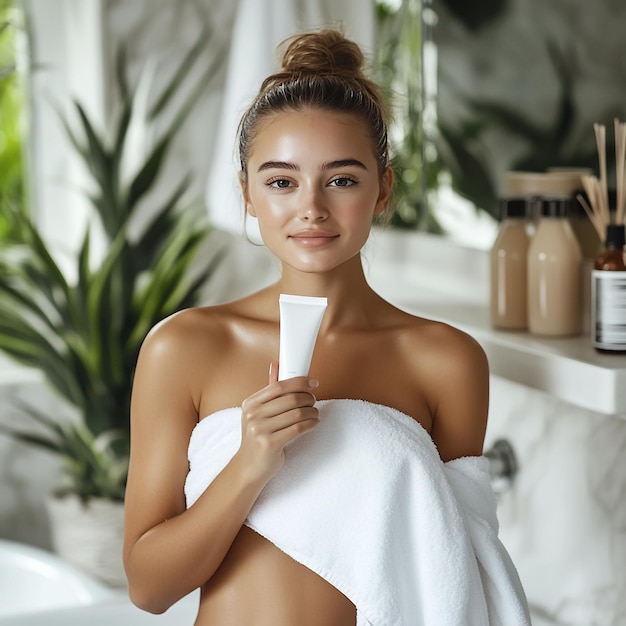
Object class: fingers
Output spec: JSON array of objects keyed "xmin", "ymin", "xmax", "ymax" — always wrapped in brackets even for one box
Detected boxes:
[
  {"xmin": 244, "ymin": 373, "xmax": 318, "ymax": 410},
  {"xmin": 242, "ymin": 394, "xmax": 318, "ymax": 433},
  {"xmin": 241, "ymin": 401, "xmax": 319, "ymax": 458},
  {"xmin": 268, "ymin": 410, "xmax": 320, "ymax": 449}
]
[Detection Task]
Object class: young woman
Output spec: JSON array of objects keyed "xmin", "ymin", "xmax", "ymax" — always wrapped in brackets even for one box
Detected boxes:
[{"xmin": 123, "ymin": 29, "xmax": 530, "ymax": 626}]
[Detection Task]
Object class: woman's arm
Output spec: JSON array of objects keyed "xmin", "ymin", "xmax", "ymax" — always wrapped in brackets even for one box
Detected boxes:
[
  {"xmin": 123, "ymin": 312, "xmax": 319, "ymax": 614},
  {"xmin": 424, "ymin": 324, "xmax": 490, "ymax": 462}
]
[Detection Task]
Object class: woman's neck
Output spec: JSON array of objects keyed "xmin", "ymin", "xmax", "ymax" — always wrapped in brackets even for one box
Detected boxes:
[{"xmin": 273, "ymin": 257, "xmax": 384, "ymax": 330}]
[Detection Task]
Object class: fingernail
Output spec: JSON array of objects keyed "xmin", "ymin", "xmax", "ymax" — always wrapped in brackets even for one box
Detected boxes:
[{"xmin": 308, "ymin": 378, "xmax": 319, "ymax": 388}]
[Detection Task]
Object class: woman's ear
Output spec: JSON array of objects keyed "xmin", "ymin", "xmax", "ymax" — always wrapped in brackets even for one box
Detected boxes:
[
  {"xmin": 374, "ymin": 166, "xmax": 394, "ymax": 216},
  {"xmin": 239, "ymin": 174, "xmax": 257, "ymax": 217}
]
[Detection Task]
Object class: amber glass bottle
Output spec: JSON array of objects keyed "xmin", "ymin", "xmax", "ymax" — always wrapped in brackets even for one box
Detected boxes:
[{"xmin": 592, "ymin": 224, "xmax": 626, "ymax": 352}]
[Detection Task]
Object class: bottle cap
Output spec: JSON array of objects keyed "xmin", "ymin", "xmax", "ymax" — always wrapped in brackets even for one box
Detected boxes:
[
  {"xmin": 539, "ymin": 197, "xmax": 571, "ymax": 217},
  {"xmin": 605, "ymin": 223, "xmax": 626, "ymax": 248},
  {"xmin": 499, "ymin": 197, "xmax": 530, "ymax": 219}
]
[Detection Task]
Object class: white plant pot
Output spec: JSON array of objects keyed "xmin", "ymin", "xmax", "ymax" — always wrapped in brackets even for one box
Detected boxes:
[{"xmin": 46, "ymin": 494, "xmax": 126, "ymax": 588}]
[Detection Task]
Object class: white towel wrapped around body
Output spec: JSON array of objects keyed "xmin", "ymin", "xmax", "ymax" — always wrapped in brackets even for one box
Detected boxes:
[{"xmin": 185, "ymin": 399, "xmax": 531, "ymax": 626}]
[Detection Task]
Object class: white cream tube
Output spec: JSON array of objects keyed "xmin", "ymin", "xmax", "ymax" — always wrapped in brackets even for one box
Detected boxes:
[{"xmin": 278, "ymin": 294, "xmax": 328, "ymax": 381}]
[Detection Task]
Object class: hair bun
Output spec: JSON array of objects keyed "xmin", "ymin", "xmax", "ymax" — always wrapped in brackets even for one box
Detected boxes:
[{"xmin": 280, "ymin": 29, "xmax": 365, "ymax": 77}]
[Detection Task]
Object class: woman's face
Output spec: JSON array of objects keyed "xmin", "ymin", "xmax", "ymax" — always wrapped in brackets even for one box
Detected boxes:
[{"xmin": 242, "ymin": 109, "xmax": 392, "ymax": 274}]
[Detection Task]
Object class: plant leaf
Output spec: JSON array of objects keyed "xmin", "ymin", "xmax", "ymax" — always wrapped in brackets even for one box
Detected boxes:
[{"xmin": 147, "ymin": 24, "xmax": 209, "ymax": 120}]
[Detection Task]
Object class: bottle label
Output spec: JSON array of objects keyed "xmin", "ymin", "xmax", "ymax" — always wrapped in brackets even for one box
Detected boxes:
[{"xmin": 592, "ymin": 270, "xmax": 626, "ymax": 349}]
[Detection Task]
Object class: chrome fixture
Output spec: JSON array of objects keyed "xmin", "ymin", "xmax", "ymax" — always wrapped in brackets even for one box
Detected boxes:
[{"xmin": 484, "ymin": 439, "xmax": 518, "ymax": 495}]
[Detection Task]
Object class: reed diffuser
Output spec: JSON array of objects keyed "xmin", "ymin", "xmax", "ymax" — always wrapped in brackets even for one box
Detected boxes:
[
  {"xmin": 577, "ymin": 119, "xmax": 626, "ymax": 235},
  {"xmin": 584, "ymin": 119, "xmax": 626, "ymax": 351}
]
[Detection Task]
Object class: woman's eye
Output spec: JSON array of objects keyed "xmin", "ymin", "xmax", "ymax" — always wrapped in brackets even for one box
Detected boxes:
[
  {"xmin": 330, "ymin": 177, "xmax": 356, "ymax": 187},
  {"xmin": 267, "ymin": 178, "xmax": 292, "ymax": 189}
]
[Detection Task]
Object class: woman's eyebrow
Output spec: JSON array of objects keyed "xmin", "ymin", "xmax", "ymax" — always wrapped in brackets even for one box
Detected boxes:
[
  {"xmin": 257, "ymin": 161, "xmax": 298, "ymax": 172},
  {"xmin": 322, "ymin": 159, "xmax": 367, "ymax": 171},
  {"xmin": 257, "ymin": 158, "xmax": 368, "ymax": 173}
]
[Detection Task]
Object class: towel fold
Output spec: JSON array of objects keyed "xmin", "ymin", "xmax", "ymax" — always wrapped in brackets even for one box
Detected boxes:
[{"xmin": 185, "ymin": 398, "xmax": 531, "ymax": 626}]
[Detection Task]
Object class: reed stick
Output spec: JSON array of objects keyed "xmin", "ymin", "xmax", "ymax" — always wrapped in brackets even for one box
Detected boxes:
[
  {"xmin": 578, "ymin": 176, "xmax": 605, "ymax": 241},
  {"xmin": 615, "ymin": 118, "xmax": 626, "ymax": 224},
  {"xmin": 594, "ymin": 123, "xmax": 609, "ymax": 219},
  {"xmin": 580, "ymin": 119, "xmax": 626, "ymax": 241}
]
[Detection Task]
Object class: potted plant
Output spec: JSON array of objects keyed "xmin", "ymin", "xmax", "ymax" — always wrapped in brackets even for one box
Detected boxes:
[{"xmin": 0, "ymin": 31, "xmax": 224, "ymax": 586}]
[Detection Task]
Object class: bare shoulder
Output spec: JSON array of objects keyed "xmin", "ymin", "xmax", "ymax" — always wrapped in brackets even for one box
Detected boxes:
[
  {"xmin": 389, "ymin": 306, "xmax": 486, "ymax": 368},
  {"xmin": 142, "ymin": 305, "xmax": 227, "ymax": 351},
  {"xmin": 134, "ymin": 304, "xmax": 240, "ymax": 410},
  {"xmin": 398, "ymin": 311, "xmax": 489, "ymax": 461},
  {"xmin": 412, "ymin": 315, "xmax": 487, "ymax": 371},
  {"xmin": 138, "ymin": 302, "xmax": 241, "ymax": 369},
  {"xmin": 135, "ymin": 292, "xmax": 276, "ymax": 416}
]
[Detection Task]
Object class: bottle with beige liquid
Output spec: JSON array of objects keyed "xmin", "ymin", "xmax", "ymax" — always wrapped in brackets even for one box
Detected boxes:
[
  {"xmin": 527, "ymin": 197, "xmax": 582, "ymax": 336},
  {"xmin": 490, "ymin": 198, "xmax": 530, "ymax": 330}
]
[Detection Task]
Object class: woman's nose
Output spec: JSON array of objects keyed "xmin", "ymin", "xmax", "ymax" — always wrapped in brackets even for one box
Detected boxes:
[{"xmin": 298, "ymin": 187, "xmax": 328, "ymax": 221}]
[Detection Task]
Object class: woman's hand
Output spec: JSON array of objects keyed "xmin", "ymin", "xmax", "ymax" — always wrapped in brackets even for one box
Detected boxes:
[{"xmin": 236, "ymin": 361, "xmax": 320, "ymax": 484}]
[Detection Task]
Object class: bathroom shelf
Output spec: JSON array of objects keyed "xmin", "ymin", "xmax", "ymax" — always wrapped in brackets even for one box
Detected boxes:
[{"xmin": 366, "ymin": 230, "xmax": 626, "ymax": 417}]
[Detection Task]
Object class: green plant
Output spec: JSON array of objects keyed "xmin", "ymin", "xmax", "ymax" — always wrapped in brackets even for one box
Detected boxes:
[
  {"xmin": 375, "ymin": 0, "xmax": 444, "ymax": 231},
  {"xmin": 0, "ymin": 32, "xmax": 224, "ymax": 502},
  {"xmin": 0, "ymin": 1, "xmax": 28, "ymax": 242}
]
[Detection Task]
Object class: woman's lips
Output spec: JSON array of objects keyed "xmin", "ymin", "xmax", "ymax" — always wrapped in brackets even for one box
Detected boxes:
[{"xmin": 289, "ymin": 231, "xmax": 339, "ymax": 247}]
